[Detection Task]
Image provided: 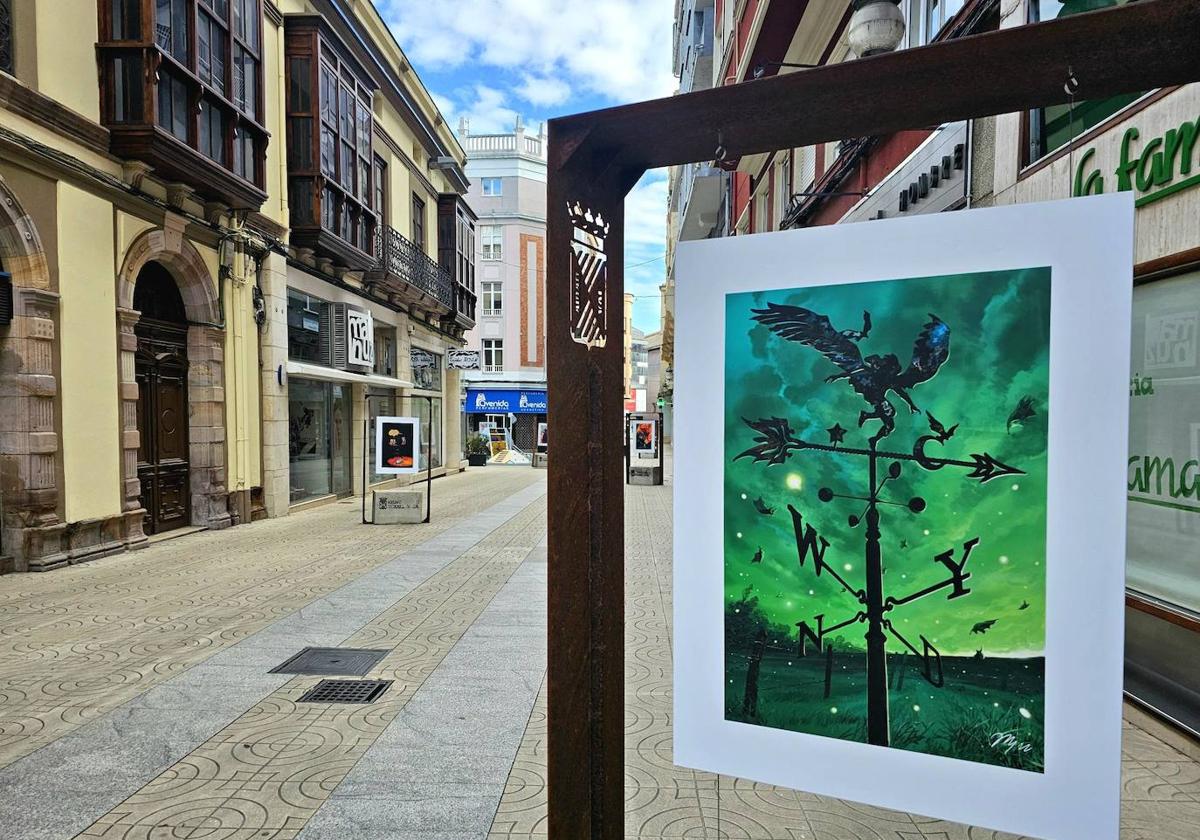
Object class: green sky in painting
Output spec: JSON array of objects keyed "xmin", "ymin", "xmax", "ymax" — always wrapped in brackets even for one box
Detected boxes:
[{"xmin": 724, "ymin": 268, "xmax": 1051, "ymax": 657}]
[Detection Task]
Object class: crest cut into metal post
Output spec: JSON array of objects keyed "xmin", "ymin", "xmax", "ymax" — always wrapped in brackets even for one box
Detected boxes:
[{"xmin": 568, "ymin": 201, "xmax": 609, "ymax": 348}]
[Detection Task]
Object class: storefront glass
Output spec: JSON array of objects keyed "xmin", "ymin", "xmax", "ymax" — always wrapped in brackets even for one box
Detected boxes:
[
  {"xmin": 288, "ymin": 378, "xmax": 353, "ymax": 503},
  {"xmin": 367, "ymin": 389, "xmax": 396, "ymax": 484},
  {"xmin": 1127, "ymin": 270, "xmax": 1200, "ymax": 614},
  {"xmin": 414, "ymin": 397, "xmax": 443, "ymax": 470},
  {"xmin": 289, "ymin": 378, "xmax": 331, "ymax": 502},
  {"xmin": 287, "ymin": 289, "xmax": 328, "ymax": 363}
]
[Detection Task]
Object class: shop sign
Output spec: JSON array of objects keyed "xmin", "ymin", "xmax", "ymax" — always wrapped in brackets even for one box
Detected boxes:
[
  {"xmin": 410, "ymin": 348, "xmax": 436, "ymax": 368},
  {"xmin": 374, "ymin": 416, "xmax": 420, "ymax": 475},
  {"xmin": 466, "ymin": 389, "xmax": 547, "ymax": 414},
  {"xmin": 346, "ymin": 308, "xmax": 374, "ymax": 367},
  {"xmin": 447, "ymin": 349, "xmax": 481, "ymax": 370},
  {"xmin": 673, "ymin": 194, "xmax": 1133, "ymax": 839},
  {"xmin": 1127, "ymin": 273, "xmax": 1200, "ymax": 615},
  {"xmin": 1074, "ymin": 115, "xmax": 1200, "ymax": 207}
]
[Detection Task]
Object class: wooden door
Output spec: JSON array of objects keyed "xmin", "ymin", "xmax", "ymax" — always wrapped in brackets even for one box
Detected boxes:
[{"xmin": 136, "ymin": 320, "xmax": 190, "ymax": 534}]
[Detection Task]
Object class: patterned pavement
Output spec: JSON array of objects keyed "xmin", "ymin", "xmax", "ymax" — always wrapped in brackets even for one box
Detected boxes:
[{"xmin": 0, "ymin": 460, "xmax": 1198, "ymax": 839}]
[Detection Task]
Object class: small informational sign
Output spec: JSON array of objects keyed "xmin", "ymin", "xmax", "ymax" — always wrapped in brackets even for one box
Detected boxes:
[
  {"xmin": 488, "ymin": 427, "xmax": 508, "ymax": 457},
  {"xmin": 674, "ymin": 194, "xmax": 1134, "ymax": 840},
  {"xmin": 537, "ymin": 422, "xmax": 549, "ymax": 451},
  {"xmin": 374, "ymin": 416, "xmax": 420, "ymax": 474},
  {"xmin": 447, "ymin": 349, "xmax": 481, "ymax": 370},
  {"xmin": 410, "ymin": 347, "xmax": 436, "ymax": 369}
]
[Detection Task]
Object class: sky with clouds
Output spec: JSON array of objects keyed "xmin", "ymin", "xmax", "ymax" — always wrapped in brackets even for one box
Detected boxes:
[{"xmin": 376, "ymin": 0, "xmax": 678, "ymax": 333}]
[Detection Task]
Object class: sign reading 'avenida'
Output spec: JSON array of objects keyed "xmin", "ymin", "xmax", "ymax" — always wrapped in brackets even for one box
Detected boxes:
[{"xmin": 1074, "ymin": 114, "xmax": 1200, "ymax": 206}]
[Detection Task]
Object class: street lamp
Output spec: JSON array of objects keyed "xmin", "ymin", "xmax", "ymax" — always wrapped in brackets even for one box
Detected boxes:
[{"xmin": 848, "ymin": 0, "xmax": 906, "ymax": 58}]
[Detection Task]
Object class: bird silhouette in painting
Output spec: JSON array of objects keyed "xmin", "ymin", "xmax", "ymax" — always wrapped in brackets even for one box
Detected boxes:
[
  {"xmin": 752, "ymin": 497, "xmax": 775, "ymax": 516},
  {"xmin": 751, "ymin": 547, "xmax": 763, "ymax": 564},
  {"xmin": 970, "ymin": 619, "xmax": 998, "ymax": 635},
  {"xmin": 1007, "ymin": 396, "xmax": 1037, "ymax": 433},
  {"xmin": 973, "ymin": 648, "xmax": 985, "ymax": 661},
  {"xmin": 925, "ymin": 411, "xmax": 958, "ymax": 443},
  {"xmin": 752, "ymin": 304, "xmax": 950, "ymax": 443},
  {"xmin": 899, "ymin": 539, "xmax": 909, "ymax": 550},
  {"xmin": 1019, "ymin": 600, "xmax": 1030, "ymax": 610}
]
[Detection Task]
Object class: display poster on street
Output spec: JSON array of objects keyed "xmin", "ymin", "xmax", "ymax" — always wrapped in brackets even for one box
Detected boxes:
[
  {"xmin": 537, "ymin": 422, "xmax": 549, "ymax": 451},
  {"xmin": 1127, "ymin": 270, "xmax": 1200, "ymax": 614},
  {"xmin": 673, "ymin": 194, "xmax": 1134, "ymax": 840},
  {"xmin": 374, "ymin": 416, "xmax": 420, "ymax": 474},
  {"xmin": 631, "ymin": 418, "xmax": 657, "ymax": 459}
]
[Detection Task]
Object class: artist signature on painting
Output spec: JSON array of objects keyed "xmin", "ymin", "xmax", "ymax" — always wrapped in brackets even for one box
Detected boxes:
[{"xmin": 989, "ymin": 730, "xmax": 1035, "ymax": 757}]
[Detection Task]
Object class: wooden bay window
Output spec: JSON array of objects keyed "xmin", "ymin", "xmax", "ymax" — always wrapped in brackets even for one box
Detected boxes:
[
  {"xmin": 97, "ymin": 0, "xmax": 268, "ymax": 209},
  {"xmin": 285, "ymin": 15, "xmax": 378, "ymax": 270}
]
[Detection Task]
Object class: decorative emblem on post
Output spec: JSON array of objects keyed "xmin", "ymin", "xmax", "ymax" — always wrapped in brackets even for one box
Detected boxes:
[{"xmin": 568, "ymin": 201, "xmax": 609, "ymax": 348}]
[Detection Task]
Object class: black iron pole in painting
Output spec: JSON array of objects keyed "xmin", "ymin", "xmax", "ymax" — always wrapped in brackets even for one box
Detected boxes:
[{"xmin": 544, "ymin": 2, "xmax": 1200, "ymax": 835}]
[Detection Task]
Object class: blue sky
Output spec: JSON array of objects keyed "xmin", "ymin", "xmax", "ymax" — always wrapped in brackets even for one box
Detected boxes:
[{"xmin": 376, "ymin": 0, "xmax": 677, "ymax": 333}]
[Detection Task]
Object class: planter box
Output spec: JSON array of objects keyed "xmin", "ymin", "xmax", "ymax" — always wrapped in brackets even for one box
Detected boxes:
[{"xmin": 468, "ymin": 453, "xmax": 488, "ymax": 467}]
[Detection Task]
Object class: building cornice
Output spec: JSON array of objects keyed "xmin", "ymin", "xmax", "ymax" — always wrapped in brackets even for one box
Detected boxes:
[{"xmin": 0, "ymin": 74, "xmax": 109, "ymax": 157}]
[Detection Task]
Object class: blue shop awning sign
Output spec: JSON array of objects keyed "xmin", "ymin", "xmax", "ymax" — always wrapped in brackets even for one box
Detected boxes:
[{"xmin": 466, "ymin": 389, "xmax": 547, "ymax": 414}]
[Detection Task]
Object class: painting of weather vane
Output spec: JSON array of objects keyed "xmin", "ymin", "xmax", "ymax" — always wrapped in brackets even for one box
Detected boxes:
[{"xmin": 724, "ymin": 267, "xmax": 1051, "ymax": 772}]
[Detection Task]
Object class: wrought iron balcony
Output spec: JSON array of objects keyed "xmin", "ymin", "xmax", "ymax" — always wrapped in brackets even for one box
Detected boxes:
[{"xmin": 371, "ymin": 225, "xmax": 454, "ymax": 310}]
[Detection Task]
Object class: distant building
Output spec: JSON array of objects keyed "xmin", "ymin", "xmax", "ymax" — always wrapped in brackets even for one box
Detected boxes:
[{"xmin": 459, "ymin": 117, "xmax": 548, "ymax": 453}]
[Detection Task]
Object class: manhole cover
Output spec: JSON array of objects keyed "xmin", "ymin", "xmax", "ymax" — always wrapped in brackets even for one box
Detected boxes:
[
  {"xmin": 298, "ymin": 679, "xmax": 393, "ymax": 704},
  {"xmin": 269, "ymin": 647, "xmax": 389, "ymax": 676}
]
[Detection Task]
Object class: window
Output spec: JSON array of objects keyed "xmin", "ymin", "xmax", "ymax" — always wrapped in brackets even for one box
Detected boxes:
[
  {"xmin": 1026, "ymin": 0, "xmax": 1142, "ymax": 163},
  {"xmin": 414, "ymin": 397, "xmax": 443, "ymax": 471},
  {"xmin": 776, "ymin": 156, "xmax": 791, "ymax": 227},
  {"xmin": 374, "ymin": 156, "xmax": 388, "ymax": 228},
  {"xmin": 288, "ymin": 379, "xmax": 352, "ymax": 502},
  {"xmin": 755, "ymin": 189, "xmax": 769, "ymax": 233},
  {"xmin": 284, "ymin": 15, "xmax": 377, "ymax": 263},
  {"xmin": 1127, "ymin": 270, "xmax": 1200, "ymax": 615},
  {"xmin": 923, "ymin": 0, "xmax": 966, "ymax": 44},
  {"xmin": 482, "ymin": 280, "xmax": 503, "ymax": 316},
  {"xmin": 367, "ymin": 390, "xmax": 396, "ymax": 484},
  {"xmin": 481, "ymin": 225, "xmax": 503, "ymax": 261},
  {"xmin": 372, "ymin": 326, "xmax": 395, "ymax": 377},
  {"xmin": 412, "ymin": 194, "xmax": 426, "ymax": 250},
  {"xmin": 100, "ymin": 0, "xmax": 267, "ymax": 201},
  {"xmin": 483, "ymin": 339, "xmax": 504, "ymax": 372},
  {"xmin": 286, "ymin": 289, "xmax": 327, "ymax": 364},
  {"xmin": 412, "ymin": 350, "xmax": 443, "ymax": 392},
  {"xmin": 481, "ymin": 177, "xmax": 503, "ymax": 196}
]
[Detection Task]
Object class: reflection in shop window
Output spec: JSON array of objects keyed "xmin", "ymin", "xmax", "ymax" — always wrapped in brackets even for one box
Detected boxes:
[{"xmin": 414, "ymin": 397, "xmax": 442, "ymax": 470}]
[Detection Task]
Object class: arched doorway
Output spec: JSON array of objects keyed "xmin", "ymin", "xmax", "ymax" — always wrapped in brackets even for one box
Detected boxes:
[{"xmin": 132, "ymin": 263, "xmax": 190, "ymax": 534}]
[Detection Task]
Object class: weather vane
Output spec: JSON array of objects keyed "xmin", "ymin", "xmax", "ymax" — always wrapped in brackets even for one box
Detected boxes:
[{"xmin": 736, "ymin": 302, "xmax": 1023, "ymax": 747}]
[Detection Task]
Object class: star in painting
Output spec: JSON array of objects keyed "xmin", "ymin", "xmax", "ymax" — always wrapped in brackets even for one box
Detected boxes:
[{"xmin": 826, "ymin": 423, "xmax": 847, "ymax": 446}]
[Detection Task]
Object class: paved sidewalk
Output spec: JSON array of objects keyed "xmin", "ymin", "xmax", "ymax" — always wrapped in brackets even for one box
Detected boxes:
[{"xmin": 1, "ymin": 462, "xmax": 1199, "ymax": 839}]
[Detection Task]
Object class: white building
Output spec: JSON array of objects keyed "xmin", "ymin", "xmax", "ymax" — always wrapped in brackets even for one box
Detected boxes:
[{"xmin": 459, "ymin": 118, "xmax": 548, "ymax": 453}]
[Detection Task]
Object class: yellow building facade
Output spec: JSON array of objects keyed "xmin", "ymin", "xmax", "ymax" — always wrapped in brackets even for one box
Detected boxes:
[{"xmin": 0, "ymin": 0, "xmax": 474, "ymax": 571}]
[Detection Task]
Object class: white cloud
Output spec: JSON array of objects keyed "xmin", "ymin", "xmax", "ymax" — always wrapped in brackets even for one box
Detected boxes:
[
  {"xmin": 515, "ymin": 73, "xmax": 572, "ymax": 107},
  {"xmin": 377, "ymin": 0, "xmax": 677, "ymax": 104}
]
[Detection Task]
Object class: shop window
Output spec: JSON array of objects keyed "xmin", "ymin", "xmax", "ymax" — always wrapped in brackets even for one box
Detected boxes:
[
  {"xmin": 482, "ymin": 280, "xmax": 503, "ymax": 316},
  {"xmin": 483, "ymin": 339, "xmax": 504, "ymax": 372},
  {"xmin": 414, "ymin": 396, "xmax": 443, "ymax": 470},
  {"xmin": 481, "ymin": 225, "xmax": 503, "ymax": 261},
  {"xmin": 1127, "ymin": 271, "xmax": 1200, "ymax": 614},
  {"xmin": 284, "ymin": 15, "xmax": 377, "ymax": 268},
  {"xmin": 373, "ymin": 325, "xmax": 395, "ymax": 377},
  {"xmin": 286, "ymin": 289, "xmax": 328, "ymax": 364},
  {"xmin": 412, "ymin": 349, "xmax": 443, "ymax": 392},
  {"xmin": 1027, "ymin": 0, "xmax": 1143, "ymax": 163},
  {"xmin": 99, "ymin": 0, "xmax": 267, "ymax": 207},
  {"xmin": 288, "ymin": 379, "xmax": 352, "ymax": 503},
  {"xmin": 367, "ymin": 391, "xmax": 396, "ymax": 484}
]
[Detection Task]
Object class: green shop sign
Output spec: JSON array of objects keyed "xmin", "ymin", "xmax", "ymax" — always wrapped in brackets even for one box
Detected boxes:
[{"xmin": 1073, "ymin": 116, "xmax": 1200, "ymax": 206}]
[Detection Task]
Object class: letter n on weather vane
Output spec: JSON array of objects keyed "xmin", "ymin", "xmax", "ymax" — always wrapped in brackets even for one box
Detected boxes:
[{"xmin": 568, "ymin": 201, "xmax": 609, "ymax": 348}]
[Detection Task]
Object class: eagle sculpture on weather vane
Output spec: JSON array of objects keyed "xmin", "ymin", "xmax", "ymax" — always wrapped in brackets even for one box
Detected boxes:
[{"xmin": 736, "ymin": 302, "xmax": 1024, "ymax": 747}]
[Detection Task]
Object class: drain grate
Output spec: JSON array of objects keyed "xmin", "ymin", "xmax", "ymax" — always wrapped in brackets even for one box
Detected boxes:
[
  {"xmin": 269, "ymin": 647, "xmax": 389, "ymax": 676},
  {"xmin": 298, "ymin": 679, "xmax": 393, "ymax": 704}
]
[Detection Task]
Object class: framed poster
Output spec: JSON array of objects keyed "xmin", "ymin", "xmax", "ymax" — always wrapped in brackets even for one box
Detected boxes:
[
  {"xmin": 375, "ymin": 416, "xmax": 420, "ymax": 474},
  {"xmin": 537, "ymin": 422, "xmax": 549, "ymax": 451},
  {"xmin": 631, "ymin": 418, "xmax": 657, "ymax": 459},
  {"xmin": 674, "ymin": 194, "xmax": 1133, "ymax": 839}
]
